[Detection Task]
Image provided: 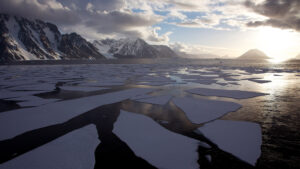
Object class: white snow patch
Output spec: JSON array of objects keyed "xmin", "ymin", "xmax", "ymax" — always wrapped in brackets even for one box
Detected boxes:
[
  {"xmin": 5, "ymin": 17, "xmax": 37, "ymax": 60},
  {"xmin": 93, "ymin": 41, "xmax": 116, "ymax": 59}
]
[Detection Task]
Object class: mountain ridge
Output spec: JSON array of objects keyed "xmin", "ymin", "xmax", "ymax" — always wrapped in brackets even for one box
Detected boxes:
[
  {"xmin": 93, "ymin": 38, "xmax": 178, "ymax": 59},
  {"xmin": 0, "ymin": 13, "xmax": 105, "ymax": 62},
  {"xmin": 0, "ymin": 13, "xmax": 178, "ymax": 62}
]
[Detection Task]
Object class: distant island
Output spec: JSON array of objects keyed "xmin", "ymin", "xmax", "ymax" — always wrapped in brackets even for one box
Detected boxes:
[{"xmin": 237, "ymin": 49, "xmax": 269, "ymax": 60}]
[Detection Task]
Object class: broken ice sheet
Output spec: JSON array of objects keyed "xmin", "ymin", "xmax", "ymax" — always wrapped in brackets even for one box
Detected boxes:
[
  {"xmin": 0, "ymin": 88, "xmax": 154, "ymax": 140},
  {"xmin": 196, "ymin": 120, "xmax": 262, "ymax": 165},
  {"xmin": 172, "ymin": 97, "xmax": 241, "ymax": 124},
  {"xmin": 0, "ymin": 125, "xmax": 99, "ymax": 169},
  {"xmin": 113, "ymin": 110, "xmax": 199, "ymax": 169},
  {"xmin": 187, "ymin": 88, "xmax": 267, "ymax": 99}
]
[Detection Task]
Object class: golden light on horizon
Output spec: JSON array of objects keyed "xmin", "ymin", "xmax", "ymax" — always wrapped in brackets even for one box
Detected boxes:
[{"xmin": 256, "ymin": 27, "xmax": 300, "ymax": 62}]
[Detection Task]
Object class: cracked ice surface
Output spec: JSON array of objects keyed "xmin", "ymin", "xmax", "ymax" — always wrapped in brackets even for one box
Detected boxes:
[{"xmin": 172, "ymin": 97, "xmax": 241, "ymax": 124}]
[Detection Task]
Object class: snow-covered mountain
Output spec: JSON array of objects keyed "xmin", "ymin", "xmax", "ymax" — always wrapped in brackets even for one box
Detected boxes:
[
  {"xmin": 237, "ymin": 49, "xmax": 269, "ymax": 60},
  {"xmin": 0, "ymin": 14, "xmax": 104, "ymax": 62},
  {"xmin": 93, "ymin": 38, "xmax": 178, "ymax": 59}
]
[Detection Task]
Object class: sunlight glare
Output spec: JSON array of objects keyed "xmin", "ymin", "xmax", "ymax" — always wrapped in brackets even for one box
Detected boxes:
[{"xmin": 257, "ymin": 27, "xmax": 300, "ymax": 61}]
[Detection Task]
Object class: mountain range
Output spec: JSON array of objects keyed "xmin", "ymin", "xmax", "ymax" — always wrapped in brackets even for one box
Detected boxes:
[
  {"xmin": 0, "ymin": 13, "xmax": 176, "ymax": 62},
  {"xmin": 93, "ymin": 38, "xmax": 178, "ymax": 59}
]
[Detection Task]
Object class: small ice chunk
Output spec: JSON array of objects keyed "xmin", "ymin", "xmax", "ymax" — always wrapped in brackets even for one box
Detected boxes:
[
  {"xmin": 248, "ymin": 79, "xmax": 271, "ymax": 84},
  {"xmin": 17, "ymin": 98, "xmax": 60, "ymax": 107},
  {"xmin": 185, "ymin": 79, "xmax": 217, "ymax": 85},
  {"xmin": 197, "ymin": 120, "xmax": 262, "ymax": 165},
  {"xmin": 114, "ymin": 110, "xmax": 199, "ymax": 169},
  {"xmin": 0, "ymin": 91, "xmax": 43, "ymax": 99},
  {"xmin": 5, "ymin": 95, "xmax": 60, "ymax": 107},
  {"xmin": 8, "ymin": 84, "xmax": 56, "ymax": 92},
  {"xmin": 134, "ymin": 95, "xmax": 172, "ymax": 105},
  {"xmin": 187, "ymin": 88, "xmax": 266, "ymax": 99},
  {"xmin": 0, "ymin": 125, "xmax": 99, "ymax": 169},
  {"xmin": 60, "ymin": 86, "xmax": 108, "ymax": 92},
  {"xmin": 172, "ymin": 97, "xmax": 241, "ymax": 124}
]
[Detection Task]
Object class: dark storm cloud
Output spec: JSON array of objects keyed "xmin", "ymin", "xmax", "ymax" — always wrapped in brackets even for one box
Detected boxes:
[
  {"xmin": 0, "ymin": 0, "xmax": 162, "ymax": 39},
  {"xmin": 84, "ymin": 11, "xmax": 160, "ymax": 34},
  {"xmin": 245, "ymin": 0, "xmax": 300, "ymax": 31},
  {"xmin": 58, "ymin": 0, "xmax": 125, "ymax": 11},
  {"xmin": 0, "ymin": 0, "xmax": 79, "ymax": 25}
]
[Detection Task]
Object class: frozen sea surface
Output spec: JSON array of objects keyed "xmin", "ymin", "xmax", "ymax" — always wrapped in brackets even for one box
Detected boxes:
[{"xmin": 0, "ymin": 59, "xmax": 299, "ymax": 169}]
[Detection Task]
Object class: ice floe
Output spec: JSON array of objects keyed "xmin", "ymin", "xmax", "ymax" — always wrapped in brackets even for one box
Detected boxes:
[
  {"xmin": 172, "ymin": 97, "xmax": 241, "ymax": 124},
  {"xmin": 8, "ymin": 83, "xmax": 56, "ymax": 92},
  {"xmin": 0, "ymin": 125, "xmax": 99, "ymax": 169},
  {"xmin": 187, "ymin": 88, "xmax": 267, "ymax": 99},
  {"xmin": 0, "ymin": 90, "xmax": 44, "ymax": 99},
  {"xmin": 247, "ymin": 78, "xmax": 271, "ymax": 84},
  {"xmin": 196, "ymin": 120, "xmax": 262, "ymax": 165},
  {"xmin": 4, "ymin": 95, "xmax": 60, "ymax": 107},
  {"xmin": 133, "ymin": 95, "xmax": 172, "ymax": 105},
  {"xmin": 59, "ymin": 86, "xmax": 108, "ymax": 92},
  {"xmin": 113, "ymin": 110, "xmax": 199, "ymax": 169}
]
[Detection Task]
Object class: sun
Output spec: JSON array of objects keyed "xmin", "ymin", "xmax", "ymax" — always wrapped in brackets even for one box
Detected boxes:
[{"xmin": 256, "ymin": 27, "xmax": 300, "ymax": 62}]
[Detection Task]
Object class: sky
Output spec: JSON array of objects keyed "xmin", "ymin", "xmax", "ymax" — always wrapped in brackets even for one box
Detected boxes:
[{"xmin": 0, "ymin": 0, "xmax": 300, "ymax": 60}]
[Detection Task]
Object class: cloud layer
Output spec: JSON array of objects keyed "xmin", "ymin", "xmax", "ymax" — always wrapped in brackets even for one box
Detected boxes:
[
  {"xmin": 0, "ymin": 0, "xmax": 299, "ymax": 57},
  {"xmin": 245, "ymin": 0, "xmax": 300, "ymax": 31}
]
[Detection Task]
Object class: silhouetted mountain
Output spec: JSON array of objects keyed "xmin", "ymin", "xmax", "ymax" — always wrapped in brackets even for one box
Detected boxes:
[
  {"xmin": 237, "ymin": 49, "xmax": 269, "ymax": 60},
  {"xmin": 0, "ymin": 14, "xmax": 104, "ymax": 62}
]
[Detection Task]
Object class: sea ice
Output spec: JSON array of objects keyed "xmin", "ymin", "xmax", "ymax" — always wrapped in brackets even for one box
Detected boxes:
[
  {"xmin": 59, "ymin": 86, "xmax": 108, "ymax": 92},
  {"xmin": 0, "ymin": 125, "xmax": 99, "ymax": 169},
  {"xmin": 134, "ymin": 95, "xmax": 172, "ymax": 105},
  {"xmin": 0, "ymin": 88, "xmax": 154, "ymax": 140},
  {"xmin": 247, "ymin": 78, "xmax": 271, "ymax": 84},
  {"xmin": 8, "ymin": 83, "xmax": 56, "ymax": 92},
  {"xmin": 0, "ymin": 90, "xmax": 44, "ymax": 99},
  {"xmin": 113, "ymin": 110, "xmax": 199, "ymax": 169},
  {"xmin": 196, "ymin": 120, "xmax": 262, "ymax": 165},
  {"xmin": 4, "ymin": 95, "xmax": 60, "ymax": 107},
  {"xmin": 187, "ymin": 88, "xmax": 266, "ymax": 99},
  {"xmin": 172, "ymin": 97, "xmax": 241, "ymax": 124},
  {"xmin": 17, "ymin": 98, "xmax": 60, "ymax": 107}
]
